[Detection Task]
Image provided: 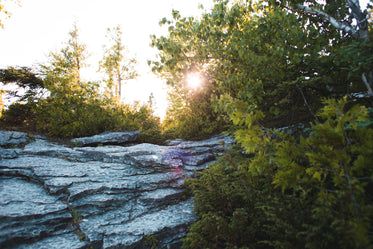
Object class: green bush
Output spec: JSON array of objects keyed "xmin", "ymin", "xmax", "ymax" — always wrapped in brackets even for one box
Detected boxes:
[
  {"xmin": 162, "ymin": 80, "xmax": 229, "ymax": 141},
  {"xmin": 183, "ymin": 98, "xmax": 373, "ymax": 249},
  {"xmin": 165, "ymin": 113, "xmax": 226, "ymax": 140},
  {"xmin": 115, "ymin": 103, "xmax": 166, "ymax": 144},
  {"xmin": 183, "ymin": 147, "xmax": 310, "ymax": 249},
  {"xmin": 138, "ymin": 128, "xmax": 164, "ymax": 145},
  {"xmin": 34, "ymin": 97, "xmax": 118, "ymax": 138},
  {"xmin": 1, "ymin": 93, "xmax": 166, "ymax": 142},
  {"xmin": 0, "ymin": 102, "xmax": 37, "ymax": 131},
  {"xmin": 162, "ymin": 104, "xmax": 229, "ymax": 141}
]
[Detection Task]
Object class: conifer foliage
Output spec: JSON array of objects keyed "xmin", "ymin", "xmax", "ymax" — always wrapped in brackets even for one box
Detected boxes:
[{"xmin": 30, "ymin": 23, "xmax": 111, "ymax": 137}]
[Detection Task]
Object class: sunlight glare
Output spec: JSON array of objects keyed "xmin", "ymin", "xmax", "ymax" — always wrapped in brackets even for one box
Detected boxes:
[{"xmin": 186, "ymin": 73, "xmax": 202, "ymax": 89}]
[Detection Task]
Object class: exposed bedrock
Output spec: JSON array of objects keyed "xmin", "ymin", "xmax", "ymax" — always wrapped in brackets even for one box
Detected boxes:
[{"xmin": 0, "ymin": 130, "xmax": 234, "ymax": 248}]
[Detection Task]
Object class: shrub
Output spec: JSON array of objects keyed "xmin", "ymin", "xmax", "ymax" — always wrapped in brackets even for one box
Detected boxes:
[
  {"xmin": 1, "ymin": 93, "xmax": 166, "ymax": 143},
  {"xmin": 183, "ymin": 98, "xmax": 373, "ymax": 249},
  {"xmin": 0, "ymin": 102, "xmax": 37, "ymax": 131},
  {"xmin": 34, "ymin": 97, "xmax": 118, "ymax": 138}
]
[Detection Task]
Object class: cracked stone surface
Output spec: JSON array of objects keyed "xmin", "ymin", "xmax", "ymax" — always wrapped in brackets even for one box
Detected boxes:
[
  {"xmin": 70, "ymin": 131, "xmax": 140, "ymax": 147},
  {"xmin": 0, "ymin": 130, "xmax": 31, "ymax": 148},
  {"xmin": 0, "ymin": 131, "xmax": 234, "ymax": 249}
]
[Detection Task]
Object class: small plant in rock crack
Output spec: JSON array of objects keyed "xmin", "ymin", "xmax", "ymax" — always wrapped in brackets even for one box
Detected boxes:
[
  {"xmin": 68, "ymin": 206, "xmax": 82, "ymax": 224},
  {"xmin": 68, "ymin": 206, "xmax": 87, "ymax": 241},
  {"xmin": 74, "ymin": 229, "xmax": 86, "ymax": 241},
  {"xmin": 144, "ymin": 234, "xmax": 159, "ymax": 249},
  {"xmin": 71, "ymin": 141, "xmax": 80, "ymax": 147},
  {"xmin": 27, "ymin": 134, "xmax": 36, "ymax": 142}
]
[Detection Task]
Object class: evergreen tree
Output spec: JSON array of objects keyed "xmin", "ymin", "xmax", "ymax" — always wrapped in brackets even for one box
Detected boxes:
[
  {"xmin": 35, "ymin": 23, "xmax": 103, "ymax": 137},
  {"xmin": 99, "ymin": 25, "xmax": 138, "ymax": 102},
  {"xmin": 41, "ymin": 22, "xmax": 95, "ymax": 99}
]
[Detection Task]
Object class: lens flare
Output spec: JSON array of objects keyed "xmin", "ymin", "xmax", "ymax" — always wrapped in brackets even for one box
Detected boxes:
[{"xmin": 186, "ymin": 73, "xmax": 202, "ymax": 89}]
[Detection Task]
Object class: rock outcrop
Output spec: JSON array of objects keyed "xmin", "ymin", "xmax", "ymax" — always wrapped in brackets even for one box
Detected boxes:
[
  {"xmin": 0, "ymin": 130, "xmax": 32, "ymax": 148},
  {"xmin": 0, "ymin": 130, "xmax": 234, "ymax": 249},
  {"xmin": 71, "ymin": 131, "xmax": 140, "ymax": 147}
]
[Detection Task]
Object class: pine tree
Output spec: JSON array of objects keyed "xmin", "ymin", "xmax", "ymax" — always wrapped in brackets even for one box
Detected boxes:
[{"xmin": 35, "ymin": 23, "xmax": 102, "ymax": 137}]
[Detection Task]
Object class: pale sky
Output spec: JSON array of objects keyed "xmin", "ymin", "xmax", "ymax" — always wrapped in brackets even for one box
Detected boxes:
[
  {"xmin": 0, "ymin": 0, "xmax": 215, "ymax": 118},
  {"xmin": 0, "ymin": 0, "xmax": 370, "ymax": 117}
]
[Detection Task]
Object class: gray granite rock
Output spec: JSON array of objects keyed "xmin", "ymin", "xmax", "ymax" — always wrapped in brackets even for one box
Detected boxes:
[
  {"xmin": 0, "ymin": 132, "xmax": 234, "ymax": 249},
  {"xmin": 0, "ymin": 130, "xmax": 32, "ymax": 148},
  {"xmin": 0, "ymin": 148, "xmax": 20, "ymax": 159},
  {"xmin": 71, "ymin": 131, "xmax": 140, "ymax": 147}
]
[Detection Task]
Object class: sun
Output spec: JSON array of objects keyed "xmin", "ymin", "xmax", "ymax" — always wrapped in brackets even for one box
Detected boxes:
[{"xmin": 186, "ymin": 72, "xmax": 203, "ymax": 89}]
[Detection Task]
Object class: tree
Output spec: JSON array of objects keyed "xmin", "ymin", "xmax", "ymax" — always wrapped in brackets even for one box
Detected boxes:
[
  {"xmin": 35, "ymin": 23, "xmax": 103, "ymax": 137},
  {"xmin": 0, "ymin": 66, "xmax": 45, "ymax": 102},
  {"xmin": 151, "ymin": 10, "xmax": 229, "ymax": 139},
  {"xmin": 274, "ymin": 0, "xmax": 371, "ymax": 41},
  {"xmin": 0, "ymin": 66, "xmax": 45, "ymax": 129},
  {"xmin": 0, "ymin": 0, "xmax": 20, "ymax": 28},
  {"xmin": 271, "ymin": 0, "xmax": 373, "ymax": 95},
  {"xmin": 152, "ymin": 0, "xmax": 366, "ymax": 130},
  {"xmin": 150, "ymin": 1, "xmax": 373, "ymax": 247},
  {"xmin": 99, "ymin": 25, "xmax": 137, "ymax": 101},
  {"xmin": 41, "ymin": 22, "xmax": 95, "ymax": 98},
  {"xmin": 0, "ymin": 89, "xmax": 4, "ymax": 116}
]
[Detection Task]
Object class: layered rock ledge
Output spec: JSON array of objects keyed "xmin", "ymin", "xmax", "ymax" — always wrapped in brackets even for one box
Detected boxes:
[{"xmin": 0, "ymin": 130, "xmax": 233, "ymax": 249}]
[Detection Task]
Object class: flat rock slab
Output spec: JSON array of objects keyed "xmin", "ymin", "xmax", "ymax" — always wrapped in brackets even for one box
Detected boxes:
[
  {"xmin": 71, "ymin": 131, "xmax": 140, "ymax": 147},
  {"xmin": 0, "ymin": 131, "xmax": 234, "ymax": 249},
  {"xmin": 0, "ymin": 130, "xmax": 32, "ymax": 148}
]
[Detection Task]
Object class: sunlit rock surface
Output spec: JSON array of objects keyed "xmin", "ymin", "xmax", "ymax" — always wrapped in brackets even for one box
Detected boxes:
[
  {"xmin": 70, "ymin": 131, "xmax": 140, "ymax": 147},
  {"xmin": 0, "ymin": 130, "xmax": 32, "ymax": 148},
  {"xmin": 0, "ymin": 131, "xmax": 233, "ymax": 249}
]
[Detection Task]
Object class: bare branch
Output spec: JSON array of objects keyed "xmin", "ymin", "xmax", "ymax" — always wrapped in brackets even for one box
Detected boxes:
[
  {"xmin": 293, "ymin": 2, "xmax": 372, "ymax": 94},
  {"xmin": 362, "ymin": 73, "xmax": 373, "ymax": 96},
  {"xmin": 296, "ymin": 84, "xmax": 320, "ymax": 123},
  {"xmin": 295, "ymin": 4, "xmax": 359, "ymax": 39},
  {"xmin": 342, "ymin": 162, "xmax": 360, "ymax": 218},
  {"xmin": 346, "ymin": 0, "xmax": 369, "ymax": 41}
]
